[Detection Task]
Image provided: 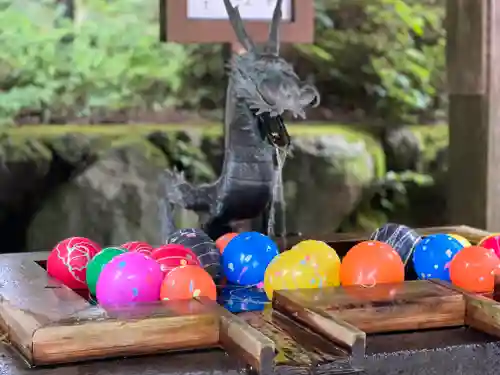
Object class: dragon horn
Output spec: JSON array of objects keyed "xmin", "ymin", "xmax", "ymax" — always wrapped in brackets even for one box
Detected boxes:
[
  {"xmin": 223, "ymin": 0, "xmax": 255, "ymax": 52},
  {"xmin": 266, "ymin": 0, "xmax": 283, "ymax": 55}
]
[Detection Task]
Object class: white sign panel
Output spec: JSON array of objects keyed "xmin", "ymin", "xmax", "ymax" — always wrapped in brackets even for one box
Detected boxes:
[{"xmin": 187, "ymin": 0, "xmax": 293, "ymax": 21}]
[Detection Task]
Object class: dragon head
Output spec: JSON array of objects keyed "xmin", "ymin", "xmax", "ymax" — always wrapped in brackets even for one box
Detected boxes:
[{"xmin": 224, "ymin": 0, "xmax": 320, "ymax": 148}]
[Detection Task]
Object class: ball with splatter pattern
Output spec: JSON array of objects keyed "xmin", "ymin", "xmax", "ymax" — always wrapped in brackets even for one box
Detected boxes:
[
  {"xmin": 167, "ymin": 228, "xmax": 221, "ymax": 279},
  {"xmin": 222, "ymin": 232, "xmax": 279, "ymax": 286},
  {"xmin": 478, "ymin": 233, "xmax": 500, "ymax": 258},
  {"xmin": 96, "ymin": 252, "xmax": 163, "ymax": 305},
  {"xmin": 47, "ymin": 237, "xmax": 101, "ymax": 290},
  {"xmin": 340, "ymin": 241, "xmax": 404, "ymax": 286},
  {"xmin": 412, "ymin": 234, "xmax": 464, "ymax": 281},
  {"xmin": 120, "ymin": 241, "xmax": 154, "ymax": 256},
  {"xmin": 370, "ymin": 223, "xmax": 421, "ymax": 264},
  {"xmin": 152, "ymin": 244, "xmax": 201, "ymax": 275},
  {"xmin": 160, "ymin": 265, "xmax": 217, "ymax": 301}
]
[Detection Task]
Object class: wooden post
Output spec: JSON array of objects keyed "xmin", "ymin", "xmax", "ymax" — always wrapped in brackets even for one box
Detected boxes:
[{"xmin": 447, "ymin": 0, "xmax": 500, "ymax": 231}]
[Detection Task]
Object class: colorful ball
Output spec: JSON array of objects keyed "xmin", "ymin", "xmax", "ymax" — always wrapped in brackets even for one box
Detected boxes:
[
  {"xmin": 370, "ymin": 223, "xmax": 421, "ymax": 264},
  {"xmin": 340, "ymin": 241, "xmax": 404, "ymax": 286},
  {"xmin": 96, "ymin": 252, "xmax": 163, "ymax": 305},
  {"xmin": 86, "ymin": 247, "xmax": 127, "ymax": 296},
  {"xmin": 289, "ymin": 240, "xmax": 341, "ymax": 286},
  {"xmin": 264, "ymin": 245, "xmax": 337, "ymax": 300},
  {"xmin": 216, "ymin": 232, "xmax": 238, "ymax": 254},
  {"xmin": 449, "ymin": 234, "xmax": 472, "ymax": 248},
  {"xmin": 412, "ymin": 234, "xmax": 464, "ymax": 281},
  {"xmin": 222, "ymin": 232, "xmax": 279, "ymax": 286},
  {"xmin": 47, "ymin": 237, "xmax": 101, "ymax": 289},
  {"xmin": 160, "ymin": 265, "xmax": 217, "ymax": 301},
  {"xmin": 478, "ymin": 234, "xmax": 500, "ymax": 258},
  {"xmin": 120, "ymin": 241, "xmax": 154, "ymax": 256},
  {"xmin": 167, "ymin": 228, "xmax": 221, "ymax": 278},
  {"xmin": 151, "ymin": 244, "xmax": 201, "ymax": 275},
  {"xmin": 450, "ymin": 246, "xmax": 500, "ymax": 292}
]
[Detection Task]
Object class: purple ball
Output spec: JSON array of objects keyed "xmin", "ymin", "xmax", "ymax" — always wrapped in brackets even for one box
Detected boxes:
[{"xmin": 96, "ymin": 252, "xmax": 163, "ymax": 305}]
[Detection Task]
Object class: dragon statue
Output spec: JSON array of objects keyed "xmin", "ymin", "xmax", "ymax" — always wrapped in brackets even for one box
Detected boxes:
[{"xmin": 162, "ymin": 0, "xmax": 320, "ymax": 241}]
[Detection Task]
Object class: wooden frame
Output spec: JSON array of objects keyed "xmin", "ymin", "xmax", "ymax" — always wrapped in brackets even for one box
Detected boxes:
[
  {"xmin": 0, "ymin": 251, "xmax": 274, "ymax": 373},
  {"xmin": 271, "ymin": 225, "xmax": 500, "ymax": 366},
  {"xmin": 161, "ymin": 0, "xmax": 314, "ymax": 44}
]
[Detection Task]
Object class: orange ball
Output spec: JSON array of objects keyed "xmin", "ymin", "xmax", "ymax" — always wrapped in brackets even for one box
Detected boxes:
[
  {"xmin": 215, "ymin": 232, "xmax": 238, "ymax": 254},
  {"xmin": 160, "ymin": 265, "xmax": 216, "ymax": 301},
  {"xmin": 450, "ymin": 246, "xmax": 500, "ymax": 292},
  {"xmin": 340, "ymin": 240, "xmax": 404, "ymax": 286}
]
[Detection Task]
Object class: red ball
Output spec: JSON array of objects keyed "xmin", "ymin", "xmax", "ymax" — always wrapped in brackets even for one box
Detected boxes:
[
  {"xmin": 47, "ymin": 237, "xmax": 101, "ymax": 289},
  {"xmin": 152, "ymin": 244, "xmax": 201, "ymax": 275},
  {"xmin": 478, "ymin": 234, "xmax": 500, "ymax": 258},
  {"xmin": 121, "ymin": 241, "xmax": 154, "ymax": 256}
]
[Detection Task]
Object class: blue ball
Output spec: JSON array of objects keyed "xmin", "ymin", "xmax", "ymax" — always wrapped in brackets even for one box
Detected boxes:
[
  {"xmin": 222, "ymin": 232, "xmax": 279, "ymax": 286},
  {"xmin": 412, "ymin": 234, "xmax": 464, "ymax": 281}
]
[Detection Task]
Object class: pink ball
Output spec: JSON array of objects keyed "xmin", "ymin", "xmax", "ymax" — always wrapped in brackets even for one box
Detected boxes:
[{"xmin": 96, "ymin": 252, "xmax": 163, "ymax": 305}]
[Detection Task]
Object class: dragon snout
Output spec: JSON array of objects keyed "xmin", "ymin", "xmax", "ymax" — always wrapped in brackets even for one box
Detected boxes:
[{"xmin": 257, "ymin": 112, "xmax": 290, "ymax": 148}]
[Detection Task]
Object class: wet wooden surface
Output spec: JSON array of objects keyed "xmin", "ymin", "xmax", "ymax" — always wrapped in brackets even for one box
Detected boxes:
[
  {"xmin": 0, "ymin": 252, "xmax": 221, "ymax": 365},
  {"xmin": 0, "ymin": 251, "xmax": 273, "ymax": 373},
  {"xmin": 274, "ymin": 280, "xmax": 465, "ymax": 334},
  {"xmin": 239, "ymin": 307, "xmax": 360, "ymax": 375}
]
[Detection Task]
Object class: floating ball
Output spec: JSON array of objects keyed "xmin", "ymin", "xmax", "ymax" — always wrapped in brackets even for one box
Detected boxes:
[
  {"xmin": 370, "ymin": 223, "xmax": 421, "ymax": 264},
  {"xmin": 86, "ymin": 247, "xmax": 127, "ymax": 296},
  {"xmin": 152, "ymin": 244, "xmax": 201, "ymax": 275},
  {"xmin": 160, "ymin": 265, "xmax": 217, "ymax": 301},
  {"xmin": 340, "ymin": 241, "xmax": 404, "ymax": 286},
  {"xmin": 167, "ymin": 228, "xmax": 221, "ymax": 278},
  {"xmin": 289, "ymin": 240, "xmax": 341, "ymax": 286},
  {"xmin": 478, "ymin": 234, "xmax": 500, "ymax": 258},
  {"xmin": 412, "ymin": 234, "xmax": 464, "ymax": 281},
  {"xmin": 449, "ymin": 234, "xmax": 472, "ymax": 248},
  {"xmin": 96, "ymin": 252, "xmax": 163, "ymax": 305},
  {"xmin": 450, "ymin": 246, "xmax": 500, "ymax": 292},
  {"xmin": 120, "ymin": 241, "xmax": 154, "ymax": 256},
  {"xmin": 216, "ymin": 232, "xmax": 238, "ymax": 254},
  {"xmin": 47, "ymin": 237, "xmax": 101, "ymax": 289},
  {"xmin": 264, "ymin": 242, "xmax": 339, "ymax": 300},
  {"xmin": 222, "ymin": 232, "xmax": 279, "ymax": 286}
]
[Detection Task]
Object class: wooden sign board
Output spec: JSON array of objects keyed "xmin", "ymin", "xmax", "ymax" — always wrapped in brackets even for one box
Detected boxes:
[{"xmin": 161, "ymin": 0, "xmax": 314, "ymax": 44}]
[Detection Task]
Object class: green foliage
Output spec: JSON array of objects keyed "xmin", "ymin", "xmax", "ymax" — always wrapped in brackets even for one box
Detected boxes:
[
  {"xmin": 0, "ymin": 0, "xmax": 446, "ymax": 126},
  {"xmin": 295, "ymin": 0, "xmax": 446, "ymax": 123},
  {"xmin": 0, "ymin": 0, "xmax": 188, "ymax": 125}
]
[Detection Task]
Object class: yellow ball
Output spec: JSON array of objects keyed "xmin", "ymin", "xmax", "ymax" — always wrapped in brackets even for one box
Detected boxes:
[
  {"xmin": 449, "ymin": 234, "xmax": 471, "ymax": 247},
  {"xmin": 263, "ymin": 240, "xmax": 340, "ymax": 300}
]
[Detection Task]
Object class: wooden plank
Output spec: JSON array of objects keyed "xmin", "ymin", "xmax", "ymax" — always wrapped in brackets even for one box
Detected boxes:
[
  {"xmin": 272, "ymin": 293, "xmax": 366, "ymax": 355},
  {"xmin": 239, "ymin": 308, "xmax": 360, "ymax": 375},
  {"xmin": 214, "ymin": 304, "xmax": 275, "ymax": 375},
  {"xmin": 447, "ymin": 0, "xmax": 500, "ymax": 231},
  {"xmin": 429, "ymin": 279, "xmax": 500, "ymax": 339},
  {"xmin": 274, "ymin": 281, "xmax": 465, "ymax": 334},
  {"xmin": 0, "ymin": 252, "xmax": 227, "ymax": 366}
]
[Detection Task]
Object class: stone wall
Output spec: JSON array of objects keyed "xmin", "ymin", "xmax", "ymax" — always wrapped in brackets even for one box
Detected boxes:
[{"xmin": 0, "ymin": 124, "xmax": 447, "ymax": 252}]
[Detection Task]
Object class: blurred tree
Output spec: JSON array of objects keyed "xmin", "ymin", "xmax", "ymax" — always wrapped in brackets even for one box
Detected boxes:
[
  {"xmin": 0, "ymin": 0, "xmax": 446, "ymax": 125},
  {"xmin": 292, "ymin": 0, "xmax": 446, "ymax": 123}
]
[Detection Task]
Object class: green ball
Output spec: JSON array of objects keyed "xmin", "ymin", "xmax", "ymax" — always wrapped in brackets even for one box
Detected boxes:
[{"xmin": 86, "ymin": 247, "xmax": 127, "ymax": 296}]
